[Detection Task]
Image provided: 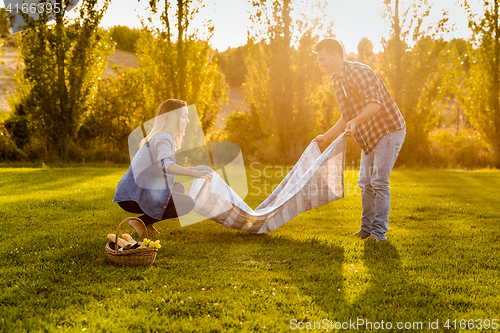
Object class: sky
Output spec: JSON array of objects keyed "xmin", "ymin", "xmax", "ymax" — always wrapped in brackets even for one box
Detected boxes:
[{"xmin": 2, "ymin": 0, "xmax": 484, "ymax": 54}]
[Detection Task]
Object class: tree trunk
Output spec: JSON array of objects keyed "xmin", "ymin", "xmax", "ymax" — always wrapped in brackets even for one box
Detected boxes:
[
  {"xmin": 164, "ymin": 0, "xmax": 177, "ymax": 98},
  {"xmin": 163, "ymin": 0, "xmax": 171, "ymax": 39},
  {"xmin": 393, "ymin": 0, "xmax": 403, "ymax": 107},
  {"xmin": 494, "ymin": 0, "xmax": 500, "ymax": 165},
  {"xmin": 177, "ymin": 0, "xmax": 186, "ymax": 100},
  {"xmin": 282, "ymin": 0, "xmax": 295, "ymax": 160},
  {"xmin": 55, "ymin": 0, "xmax": 69, "ymax": 157}
]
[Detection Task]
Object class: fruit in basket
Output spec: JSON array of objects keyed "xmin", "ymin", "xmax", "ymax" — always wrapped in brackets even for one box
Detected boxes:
[
  {"xmin": 150, "ymin": 240, "xmax": 162, "ymax": 249},
  {"xmin": 139, "ymin": 238, "xmax": 161, "ymax": 249}
]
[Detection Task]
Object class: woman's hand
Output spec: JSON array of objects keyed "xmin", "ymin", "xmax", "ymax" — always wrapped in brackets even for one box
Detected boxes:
[
  {"xmin": 167, "ymin": 164, "xmax": 212, "ymax": 180},
  {"xmin": 195, "ymin": 170, "xmax": 212, "ymax": 181},
  {"xmin": 188, "ymin": 166, "xmax": 208, "ymax": 172}
]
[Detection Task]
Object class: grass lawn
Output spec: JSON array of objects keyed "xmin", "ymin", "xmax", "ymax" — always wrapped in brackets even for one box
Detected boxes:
[{"xmin": 0, "ymin": 166, "xmax": 499, "ymax": 332}]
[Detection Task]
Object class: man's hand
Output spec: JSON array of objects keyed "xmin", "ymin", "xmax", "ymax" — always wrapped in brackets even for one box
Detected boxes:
[
  {"xmin": 314, "ymin": 134, "xmax": 328, "ymax": 146},
  {"xmin": 345, "ymin": 119, "xmax": 358, "ymax": 135}
]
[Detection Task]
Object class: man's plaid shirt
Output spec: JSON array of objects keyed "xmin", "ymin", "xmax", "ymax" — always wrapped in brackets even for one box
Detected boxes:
[{"xmin": 332, "ymin": 60, "xmax": 406, "ymax": 155}]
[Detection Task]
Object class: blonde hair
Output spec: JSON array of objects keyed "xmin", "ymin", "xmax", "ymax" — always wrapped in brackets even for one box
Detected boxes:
[{"xmin": 139, "ymin": 99, "xmax": 188, "ymax": 151}]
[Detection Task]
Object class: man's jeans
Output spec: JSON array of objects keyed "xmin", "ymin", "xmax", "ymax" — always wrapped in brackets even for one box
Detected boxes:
[{"xmin": 357, "ymin": 129, "xmax": 406, "ymax": 240}]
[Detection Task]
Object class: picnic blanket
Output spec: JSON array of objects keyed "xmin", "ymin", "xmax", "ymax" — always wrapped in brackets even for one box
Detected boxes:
[{"xmin": 188, "ymin": 133, "xmax": 347, "ymax": 233}]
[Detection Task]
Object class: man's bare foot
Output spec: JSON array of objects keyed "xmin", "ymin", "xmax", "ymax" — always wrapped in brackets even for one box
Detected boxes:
[
  {"xmin": 363, "ymin": 235, "xmax": 385, "ymax": 243},
  {"xmin": 129, "ymin": 219, "xmax": 147, "ymax": 238},
  {"xmin": 350, "ymin": 231, "xmax": 369, "ymax": 239},
  {"xmin": 147, "ymin": 224, "xmax": 160, "ymax": 235}
]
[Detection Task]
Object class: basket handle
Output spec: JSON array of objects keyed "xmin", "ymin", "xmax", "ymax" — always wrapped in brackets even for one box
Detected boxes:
[{"xmin": 114, "ymin": 217, "xmax": 148, "ymax": 247}]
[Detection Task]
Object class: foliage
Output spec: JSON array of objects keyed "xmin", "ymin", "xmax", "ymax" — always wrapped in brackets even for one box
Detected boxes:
[
  {"xmin": 463, "ymin": 0, "xmax": 500, "ymax": 166},
  {"xmin": 216, "ymin": 45, "xmax": 247, "ymax": 89},
  {"xmin": 417, "ymin": 39, "xmax": 468, "ymax": 131},
  {"xmin": 138, "ymin": 0, "xmax": 227, "ymax": 134},
  {"xmin": 0, "ymin": 8, "xmax": 9, "ymax": 37},
  {"xmin": 237, "ymin": 0, "xmax": 336, "ymax": 164},
  {"xmin": 0, "ymin": 123, "xmax": 23, "ymax": 160},
  {"xmin": 0, "ymin": 167, "xmax": 499, "ymax": 330},
  {"xmin": 2, "ymin": 0, "xmax": 500, "ymax": 169},
  {"xmin": 378, "ymin": 0, "xmax": 450, "ymax": 166},
  {"xmin": 429, "ymin": 129, "xmax": 494, "ymax": 168},
  {"xmin": 356, "ymin": 37, "xmax": 376, "ymax": 66},
  {"xmin": 6, "ymin": 0, "xmax": 114, "ymax": 161},
  {"xmin": 223, "ymin": 110, "xmax": 264, "ymax": 161},
  {"xmin": 77, "ymin": 65, "xmax": 147, "ymax": 162},
  {"xmin": 109, "ymin": 25, "xmax": 141, "ymax": 53}
]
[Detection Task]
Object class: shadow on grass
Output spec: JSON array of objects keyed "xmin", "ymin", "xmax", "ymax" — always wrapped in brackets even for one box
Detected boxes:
[
  {"xmin": 154, "ymin": 227, "xmax": 347, "ymax": 314},
  {"xmin": 0, "ymin": 221, "xmax": 460, "ymax": 330},
  {"xmin": 350, "ymin": 241, "xmax": 451, "ymax": 326}
]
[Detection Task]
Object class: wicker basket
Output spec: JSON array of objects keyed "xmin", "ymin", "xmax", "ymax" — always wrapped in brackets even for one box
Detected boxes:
[{"xmin": 105, "ymin": 217, "xmax": 158, "ymax": 266}]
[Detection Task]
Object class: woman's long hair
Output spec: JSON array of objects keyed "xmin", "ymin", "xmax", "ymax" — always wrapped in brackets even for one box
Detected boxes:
[{"xmin": 139, "ymin": 99, "xmax": 188, "ymax": 151}]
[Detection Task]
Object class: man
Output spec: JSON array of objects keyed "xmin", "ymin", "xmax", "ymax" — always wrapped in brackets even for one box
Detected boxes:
[{"xmin": 312, "ymin": 38, "xmax": 406, "ymax": 242}]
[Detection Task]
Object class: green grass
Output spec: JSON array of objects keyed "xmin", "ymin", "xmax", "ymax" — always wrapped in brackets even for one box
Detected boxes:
[{"xmin": 0, "ymin": 166, "xmax": 499, "ymax": 332}]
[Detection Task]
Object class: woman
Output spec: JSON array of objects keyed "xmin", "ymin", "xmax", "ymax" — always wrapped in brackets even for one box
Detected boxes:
[{"xmin": 113, "ymin": 99, "xmax": 212, "ymax": 236}]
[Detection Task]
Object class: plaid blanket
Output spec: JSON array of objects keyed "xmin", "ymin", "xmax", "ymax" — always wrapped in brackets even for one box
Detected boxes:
[{"xmin": 188, "ymin": 133, "xmax": 346, "ymax": 233}]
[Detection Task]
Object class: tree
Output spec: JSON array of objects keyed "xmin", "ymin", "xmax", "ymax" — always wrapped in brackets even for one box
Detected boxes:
[
  {"xmin": 417, "ymin": 38, "xmax": 470, "ymax": 131},
  {"xmin": 6, "ymin": 0, "xmax": 114, "ymax": 160},
  {"xmin": 0, "ymin": 8, "xmax": 8, "ymax": 67},
  {"xmin": 464, "ymin": 0, "xmax": 500, "ymax": 165},
  {"xmin": 216, "ymin": 46, "xmax": 248, "ymax": 89},
  {"xmin": 78, "ymin": 65, "xmax": 147, "ymax": 161},
  {"xmin": 239, "ymin": 0, "xmax": 336, "ymax": 163},
  {"xmin": 378, "ymin": 0, "xmax": 449, "ymax": 165},
  {"xmin": 109, "ymin": 25, "xmax": 141, "ymax": 53},
  {"xmin": 0, "ymin": 8, "xmax": 10, "ymax": 37},
  {"xmin": 138, "ymin": 0, "xmax": 227, "ymax": 133},
  {"xmin": 357, "ymin": 37, "xmax": 375, "ymax": 66},
  {"xmin": 381, "ymin": 0, "xmax": 406, "ymax": 107}
]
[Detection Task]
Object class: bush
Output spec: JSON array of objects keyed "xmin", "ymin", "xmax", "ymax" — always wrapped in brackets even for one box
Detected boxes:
[
  {"xmin": 223, "ymin": 110, "xmax": 265, "ymax": 163},
  {"xmin": 216, "ymin": 46, "xmax": 247, "ymax": 88},
  {"xmin": 429, "ymin": 129, "xmax": 495, "ymax": 168},
  {"xmin": 3, "ymin": 111, "xmax": 29, "ymax": 150},
  {"xmin": 0, "ymin": 123, "xmax": 24, "ymax": 160},
  {"xmin": 109, "ymin": 26, "xmax": 141, "ymax": 53},
  {"xmin": 76, "ymin": 65, "xmax": 147, "ymax": 163}
]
